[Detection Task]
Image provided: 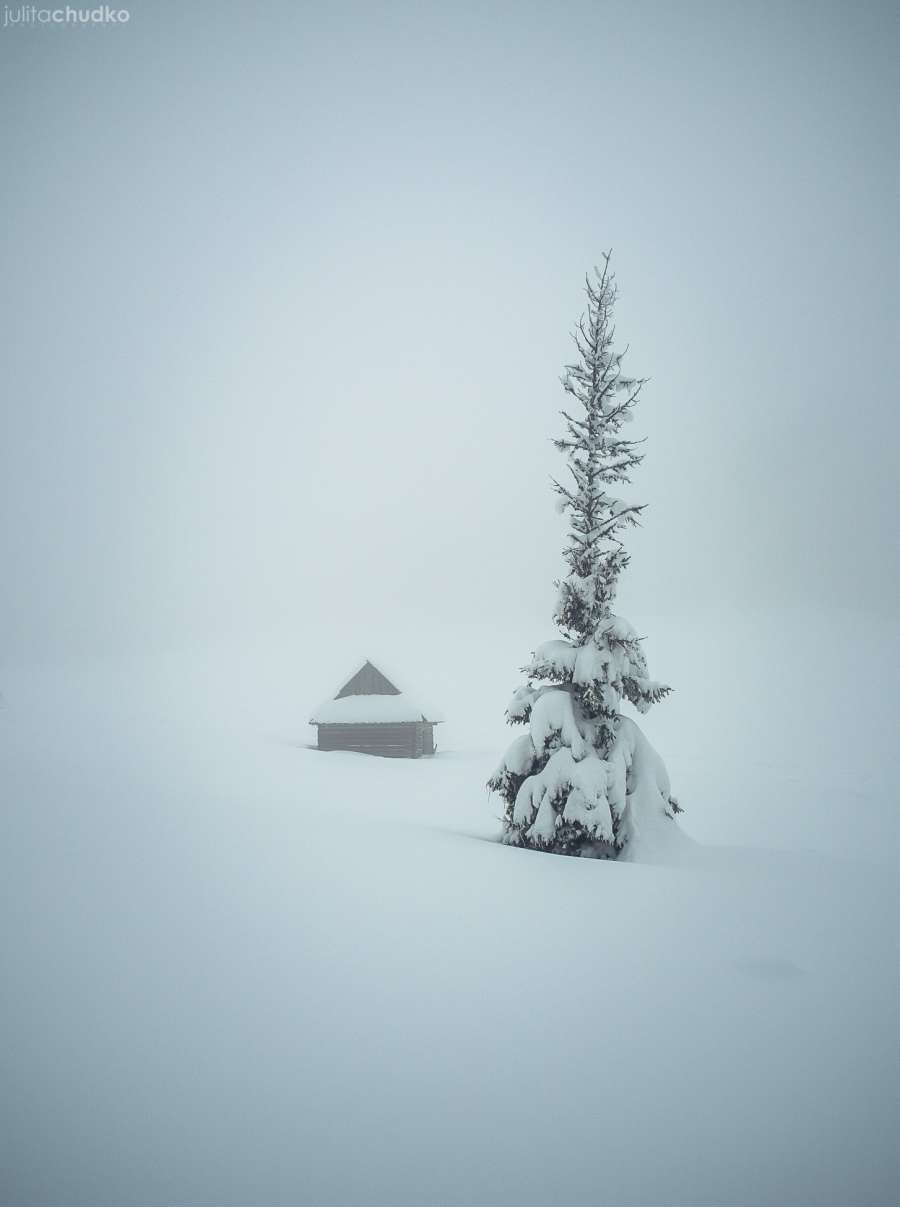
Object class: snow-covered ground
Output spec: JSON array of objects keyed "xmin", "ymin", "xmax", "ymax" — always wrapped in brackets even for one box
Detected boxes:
[{"xmin": 2, "ymin": 610, "xmax": 899, "ymax": 1206}]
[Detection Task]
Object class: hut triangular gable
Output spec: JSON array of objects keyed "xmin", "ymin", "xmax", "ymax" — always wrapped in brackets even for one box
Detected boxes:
[{"xmin": 335, "ymin": 660, "xmax": 401, "ymax": 699}]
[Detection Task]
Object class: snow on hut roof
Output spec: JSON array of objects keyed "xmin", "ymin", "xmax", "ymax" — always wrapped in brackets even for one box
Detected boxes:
[
  {"xmin": 310, "ymin": 693, "xmax": 439, "ymax": 725},
  {"xmin": 310, "ymin": 659, "xmax": 443, "ymax": 725}
]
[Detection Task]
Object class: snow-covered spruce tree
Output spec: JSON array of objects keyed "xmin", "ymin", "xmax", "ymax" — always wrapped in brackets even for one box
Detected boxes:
[{"xmin": 489, "ymin": 253, "xmax": 681, "ymax": 858}]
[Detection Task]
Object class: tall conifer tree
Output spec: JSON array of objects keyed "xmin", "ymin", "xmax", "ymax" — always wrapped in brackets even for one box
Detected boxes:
[{"xmin": 490, "ymin": 254, "xmax": 680, "ymax": 857}]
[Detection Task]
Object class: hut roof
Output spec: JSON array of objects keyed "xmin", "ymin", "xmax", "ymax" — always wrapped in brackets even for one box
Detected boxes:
[
  {"xmin": 310, "ymin": 659, "xmax": 442, "ymax": 725},
  {"xmin": 335, "ymin": 660, "xmax": 401, "ymax": 699}
]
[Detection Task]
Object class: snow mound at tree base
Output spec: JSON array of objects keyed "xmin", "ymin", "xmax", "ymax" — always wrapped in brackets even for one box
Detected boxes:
[
  {"xmin": 498, "ymin": 714, "xmax": 690, "ymax": 861},
  {"xmin": 613, "ymin": 716, "xmax": 694, "ymax": 864}
]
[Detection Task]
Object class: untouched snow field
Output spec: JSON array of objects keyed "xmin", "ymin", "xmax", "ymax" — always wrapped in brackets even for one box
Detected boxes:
[{"xmin": 2, "ymin": 612, "xmax": 899, "ymax": 1206}]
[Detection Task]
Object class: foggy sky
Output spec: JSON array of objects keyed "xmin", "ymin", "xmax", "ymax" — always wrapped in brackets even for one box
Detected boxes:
[{"xmin": 2, "ymin": 0, "xmax": 899, "ymax": 665}]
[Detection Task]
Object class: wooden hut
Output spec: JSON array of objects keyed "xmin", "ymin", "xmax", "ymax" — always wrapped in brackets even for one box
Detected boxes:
[{"xmin": 310, "ymin": 660, "xmax": 441, "ymax": 758}]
